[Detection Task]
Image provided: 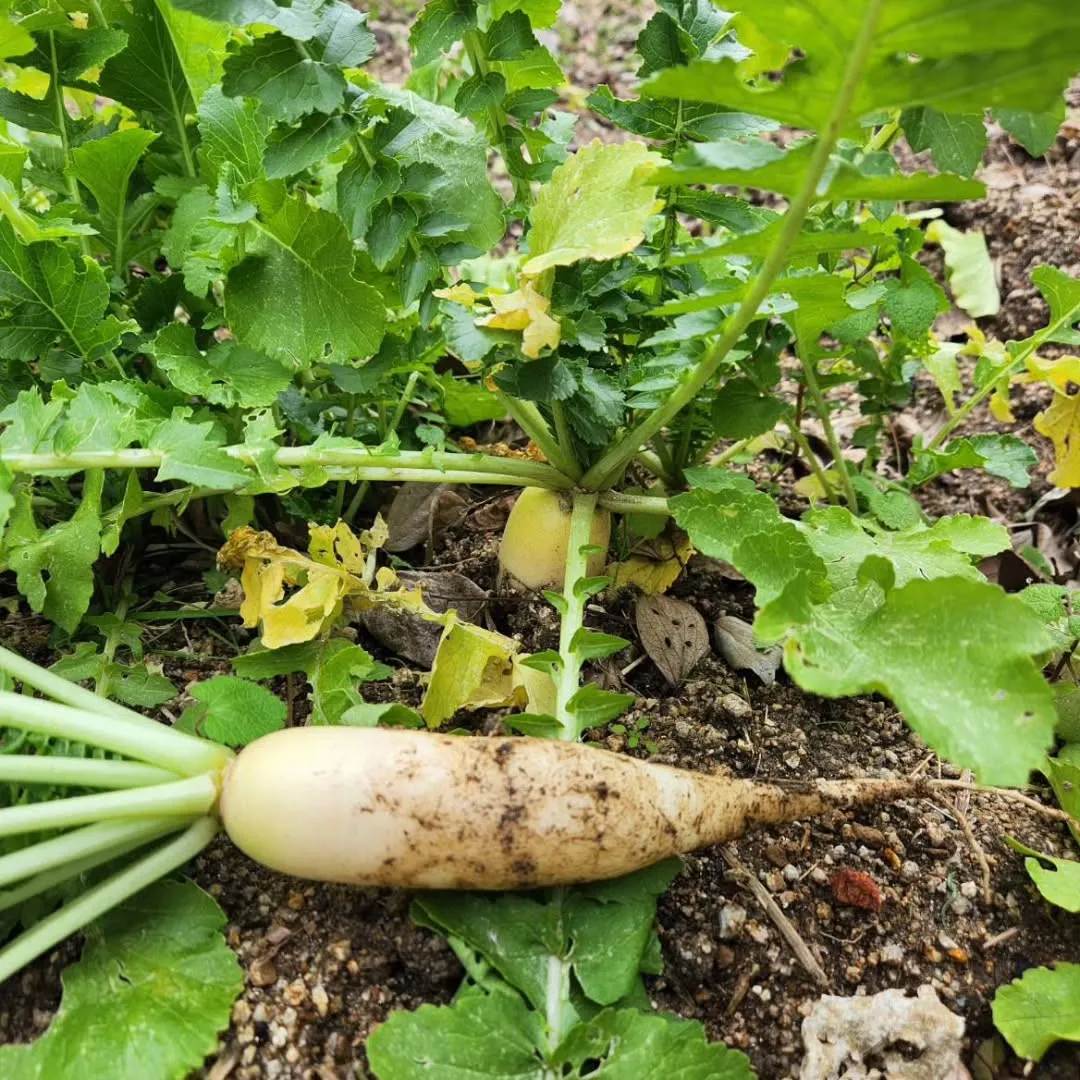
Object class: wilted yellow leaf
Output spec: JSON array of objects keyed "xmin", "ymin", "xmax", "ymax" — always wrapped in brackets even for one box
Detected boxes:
[
  {"xmin": 1035, "ymin": 389, "xmax": 1080, "ymax": 487},
  {"xmin": 220, "ymin": 520, "xmax": 428, "ymax": 649},
  {"xmin": 989, "ymin": 383, "xmax": 1015, "ymax": 424},
  {"xmin": 433, "ymin": 283, "xmax": 481, "ymax": 306},
  {"xmin": 606, "ymin": 530, "xmax": 693, "ymax": 595},
  {"xmin": 479, "ymin": 280, "xmax": 561, "ymax": 358}
]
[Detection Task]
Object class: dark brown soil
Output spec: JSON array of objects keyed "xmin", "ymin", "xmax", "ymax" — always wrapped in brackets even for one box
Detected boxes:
[{"xmin": 2, "ymin": 6, "xmax": 1080, "ymax": 1080}]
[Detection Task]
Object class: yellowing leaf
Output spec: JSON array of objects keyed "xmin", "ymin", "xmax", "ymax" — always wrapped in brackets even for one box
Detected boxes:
[
  {"xmin": 522, "ymin": 140, "xmax": 663, "ymax": 277},
  {"xmin": 1027, "ymin": 354, "xmax": 1080, "ymax": 393},
  {"xmin": 479, "ymin": 280, "xmax": 561, "ymax": 358},
  {"xmin": 220, "ymin": 521, "xmax": 428, "ymax": 650},
  {"xmin": 421, "ymin": 617, "xmax": 523, "ymax": 727},
  {"xmin": 793, "ymin": 469, "xmax": 843, "ymax": 505},
  {"xmin": 990, "ymin": 382, "xmax": 1015, "ymax": 424},
  {"xmin": 606, "ymin": 530, "xmax": 693, "ymax": 595},
  {"xmin": 1035, "ymin": 390, "xmax": 1080, "ymax": 487},
  {"xmin": 434, "ymin": 283, "xmax": 482, "ymax": 307}
]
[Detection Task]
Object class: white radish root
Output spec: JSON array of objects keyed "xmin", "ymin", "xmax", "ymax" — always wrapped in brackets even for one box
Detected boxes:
[
  {"xmin": 498, "ymin": 487, "xmax": 611, "ymax": 589},
  {"xmin": 220, "ymin": 727, "xmax": 925, "ymax": 890}
]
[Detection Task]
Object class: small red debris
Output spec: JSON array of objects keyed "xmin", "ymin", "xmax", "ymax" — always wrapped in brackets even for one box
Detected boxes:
[{"xmin": 829, "ymin": 868, "xmax": 883, "ymax": 913}]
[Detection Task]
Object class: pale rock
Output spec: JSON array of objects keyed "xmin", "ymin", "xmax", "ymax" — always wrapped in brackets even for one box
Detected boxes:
[{"xmin": 800, "ymin": 984, "xmax": 969, "ymax": 1080}]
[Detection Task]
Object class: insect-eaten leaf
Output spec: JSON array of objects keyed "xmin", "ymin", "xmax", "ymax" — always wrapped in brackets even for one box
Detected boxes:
[
  {"xmin": 713, "ymin": 614, "xmax": 782, "ymax": 686},
  {"xmin": 218, "ymin": 518, "xmax": 430, "ymax": 649},
  {"xmin": 421, "ymin": 614, "xmax": 553, "ymax": 726},
  {"xmin": 634, "ymin": 594, "xmax": 709, "ymax": 687}
]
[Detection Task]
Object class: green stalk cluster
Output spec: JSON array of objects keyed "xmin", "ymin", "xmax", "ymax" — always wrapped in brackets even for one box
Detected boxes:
[{"xmin": 0, "ymin": 646, "xmax": 229, "ymax": 984}]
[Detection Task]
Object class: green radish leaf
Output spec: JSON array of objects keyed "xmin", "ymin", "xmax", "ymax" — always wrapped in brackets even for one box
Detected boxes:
[
  {"xmin": 338, "ymin": 702, "xmax": 424, "ymax": 728},
  {"xmin": 196, "ymin": 86, "xmax": 273, "ymax": 187},
  {"xmin": 711, "ymin": 378, "xmax": 785, "ymax": 438},
  {"xmin": 109, "ymin": 665, "xmax": 178, "ymax": 709},
  {"xmin": 0, "ymin": 881, "xmax": 242, "ymax": 1080},
  {"xmin": 97, "ymin": 0, "xmax": 204, "ymax": 155},
  {"xmin": 785, "ymin": 576, "xmax": 1056, "ymax": 786},
  {"xmin": 672, "ymin": 470, "xmax": 829, "ymax": 640},
  {"xmin": 566, "ymin": 684, "xmax": 635, "ymax": 728},
  {"xmin": 225, "ymin": 196, "xmax": 386, "ymax": 365},
  {"xmin": 409, "ymin": 0, "xmax": 478, "ymax": 66},
  {"xmin": 149, "ymin": 415, "xmax": 250, "ymax": 489},
  {"xmin": 0, "ymin": 220, "xmax": 137, "ymax": 364},
  {"xmin": 908, "ymin": 434, "xmax": 1038, "ymax": 489},
  {"xmin": 367, "ymin": 987, "xmax": 549, "ymax": 1079},
  {"xmin": 553, "ymin": 1007, "xmax": 757, "ymax": 1078},
  {"xmin": 997, "ymin": 104, "xmax": 1065, "ymax": 157},
  {"xmin": 1044, "ymin": 747, "xmax": 1080, "ymax": 843},
  {"xmin": 4, "ymin": 472, "xmax": 103, "ymax": 632},
  {"xmin": 222, "ymin": 33, "xmax": 345, "ymax": 123},
  {"xmin": 188, "ymin": 674, "xmax": 286, "ymax": 746},
  {"xmin": 570, "ymin": 629, "xmax": 630, "ymax": 661},
  {"xmin": 993, "ymin": 963, "xmax": 1080, "ymax": 1062},
  {"xmin": 641, "ymin": 7, "xmax": 1080, "ymax": 132},
  {"xmin": 1005, "ymin": 837, "xmax": 1080, "ymax": 912},
  {"xmin": 900, "ymin": 108, "xmax": 987, "ymax": 177},
  {"xmin": 523, "ymin": 141, "xmax": 663, "ymax": 277},
  {"xmin": 799, "ymin": 507, "xmax": 1009, "ymax": 592},
  {"xmin": 926, "ymin": 220, "xmax": 1001, "ymax": 318},
  {"xmin": 70, "ymin": 128, "xmax": 159, "ymax": 261},
  {"xmin": 151, "ymin": 323, "xmax": 292, "ymax": 408}
]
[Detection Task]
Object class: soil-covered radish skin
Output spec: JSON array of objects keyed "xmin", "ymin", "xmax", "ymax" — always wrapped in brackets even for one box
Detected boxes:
[
  {"xmin": 498, "ymin": 487, "xmax": 611, "ymax": 589},
  {"xmin": 219, "ymin": 726, "xmax": 927, "ymax": 890}
]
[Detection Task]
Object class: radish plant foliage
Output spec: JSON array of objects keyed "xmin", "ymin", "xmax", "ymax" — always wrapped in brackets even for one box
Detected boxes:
[{"xmin": 1, "ymin": 0, "xmax": 1080, "ymax": 1073}]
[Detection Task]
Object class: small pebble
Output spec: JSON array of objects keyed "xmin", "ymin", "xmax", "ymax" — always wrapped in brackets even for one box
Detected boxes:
[
  {"xmin": 881, "ymin": 943, "xmax": 904, "ymax": 966},
  {"xmin": 720, "ymin": 692, "xmax": 752, "ymax": 720},
  {"xmin": 782, "ymin": 864, "xmax": 800, "ymax": 884},
  {"xmin": 718, "ymin": 903, "xmax": 747, "ymax": 940},
  {"xmin": 960, "ymin": 880, "xmax": 978, "ymax": 899},
  {"xmin": 311, "ymin": 984, "xmax": 330, "ymax": 1017},
  {"xmin": 810, "ymin": 867, "xmax": 829, "ymax": 886},
  {"xmin": 900, "ymin": 860, "xmax": 920, "ymax": 881}
]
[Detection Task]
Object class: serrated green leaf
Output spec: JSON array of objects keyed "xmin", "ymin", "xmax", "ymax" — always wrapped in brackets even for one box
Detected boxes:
[
  {"xmin": 151, "ymin": 322, "xmax": 292, "ymax": 407},
  {"xmin": 711, "ymin": 378, "xmax": 785, "ymax": 439},
  {"xmin": 909, "ymin": 434, "xmax": 1037, "ymax": 489},
  {"xmin": 5, "ymin": 470, "xmax": 102, "ymax": 632},
  {"xmin": 27, "ymin": 24, "xmax": 128, "ymax": 82},
  {"xmin": 221, "ymin": 32, "xmax": 343, "ymax": 123},
  {"xmin": 367, "ymin": 987, "xmax": 547, "ymax": 1079},
  {"xmin": 0, "ymin": 220, "xmax": 136, "ymax": 363},
  {"xmin": 882, "ymin": 255, "xmax": 949, "ymax": 338},
  {"xmin": 369, "ymin": 86, "xmax": 505, "ymax": 254},
  {"xmin": 150, "ymin": 414, "xmax": 250, "ymax": 489},
  {"xmin": 785, "ymin": 577, "xmax": 1056, "ymax": 786},
  {"xmin": 97, "ymin": 0, "xmax": 202, "ymax": 156},
  {"xmin": 641, "ymin": 7, "xmax": 1080, "ymax": 134},
  {"xmin": 570, "ymin": 629, "xmax": 630, "ymax": 661},
  {"xmin": 263, "ymin": 112, "xmax": 355, "ymax": 179},
  {"xmin": 555, "ymin": 1008, "xmax": 756, "ymax": 1079},
  {"xmin": 168, "ymin": 0, "xmax": 322, "ymax": 37},
  {"xmin": 225, "ymin": 196, "xmax": 386, "ymax": 365},
  {"xmin": 993, "ymin": 963, "xmax": 1080, "ymax": 1062},
  {"xmin": 188, "ymin": 674, "xmax": 286, "ymax": 746},
  {"xmin": 110, "ymin": 665, "xmax": 178, "ymax": 708},
  {"xmin": 493, "ymin": 0, "xmax": 561, "ymax": 29},
  {"xmin": 409, "ymin": 0, "xmax": 477, "ymax": 66},
  {"xmin": 196, "ymin": 86, "xmax": 272, "ymax": 187},
  {"xmin": 800, "ymin": 507, "xmax": 1008, "ymax": 592},
  {"xmin": 901, "ymin": 108, "xmax": 987, "ymax": 177},
  {"xmin": 0, "ymin": 880, "xmax": 242, "ymax": 1080},
  {"xmin": 439, "ymin": 373, "xmax": 506, "ymax": 427},
  {"xmin": 71, "ymin": 128, "xmax": 159, "ymax": 264},
  {"xmin": 926, "ymin": 220, "xmax": 1000, "ymax": 318},
  {"xmin": 566, "ymin": 684, "xmax": 635, "ymax": 728},
  {"xmin": 672, "ymin": 471, "xmax": 830, "ymax": 640},
  {"xmin": 523, "ymin": 140, "xmax": 662, "ymax": 277}
]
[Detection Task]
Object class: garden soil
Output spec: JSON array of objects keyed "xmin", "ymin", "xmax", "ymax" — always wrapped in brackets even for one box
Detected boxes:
[{"xmin": 2, "ymin": 2, "xmax": 1080, "ymax": 1077}]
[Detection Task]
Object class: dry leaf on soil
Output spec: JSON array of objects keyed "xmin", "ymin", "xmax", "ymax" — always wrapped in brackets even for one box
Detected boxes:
[
  {"xmin": 713, "ymin": 615, "xmax": 783, "ymax": 686},
  {"xmin": 634, "ymin": 595, "xmax": 709, "ymax": 687},
  {"xmin": 385, "ymin": 483, "xmax": 468, "ymax": 553}
]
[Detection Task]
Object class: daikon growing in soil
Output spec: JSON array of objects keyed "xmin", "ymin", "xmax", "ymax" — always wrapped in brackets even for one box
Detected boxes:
[{"xmin": 1, "ymin": 0, "xmax": 1080, "ymax": 1077}]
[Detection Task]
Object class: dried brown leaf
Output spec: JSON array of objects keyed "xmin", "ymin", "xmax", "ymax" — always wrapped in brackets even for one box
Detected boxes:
[
  {"xmin": 385, "ymin": 483, "xmax": 468, "ymax": 552},
  {"xmin": 713, "ymin": 615, "xmax": 783, "ymax": 686},
  {"xmin": 634, "ymin": 594, "xmax": 709, "ymax": 686}
]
